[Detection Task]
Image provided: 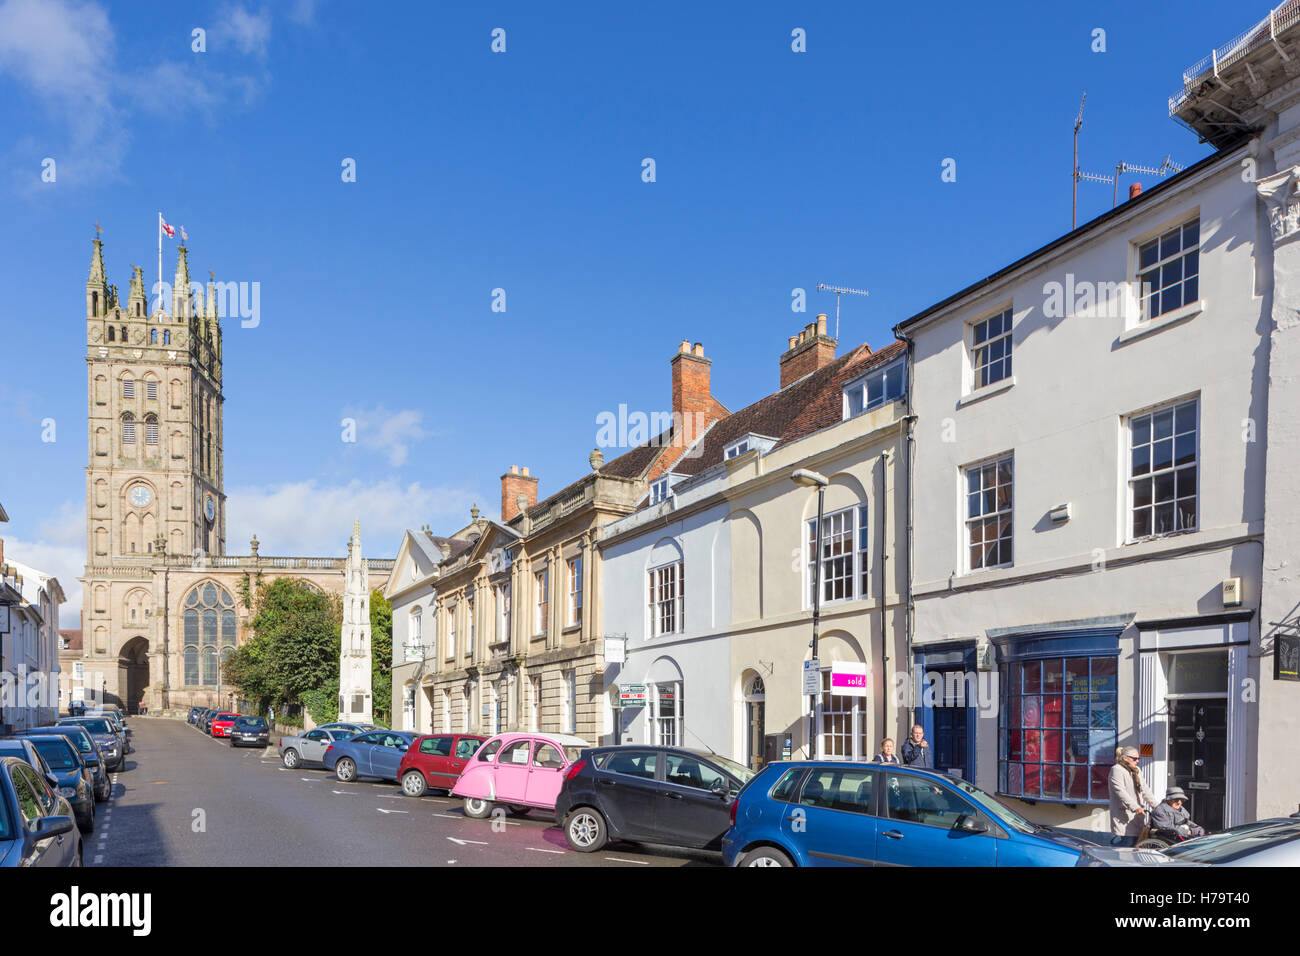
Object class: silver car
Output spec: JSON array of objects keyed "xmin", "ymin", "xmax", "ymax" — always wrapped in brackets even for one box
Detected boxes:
[
  {"xmin": 278, "ymin": 728, "xmax": 355, "ymax": 769},
  {"xmin": 1078, "ymin": 818, "xmax": 1300, "ymax": 866}
]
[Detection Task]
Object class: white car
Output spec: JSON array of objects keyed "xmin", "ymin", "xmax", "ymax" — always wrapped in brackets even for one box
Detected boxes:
[{"xmin": 277, "ymin": 727, "xmax": 357, "ymax": 769}]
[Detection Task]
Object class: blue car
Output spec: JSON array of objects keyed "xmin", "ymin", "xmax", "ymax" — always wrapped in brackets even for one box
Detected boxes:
[
  {"xmin": 322, "ymin": 730, "xmax": 418, "ymax": 783},
  {"xmin": 0, "ymin": 756, "xmax": 82, "ymax": 867},
  {"xmin": 21, "ymin": 727, "xmax": 111, "ymax": 803},
  {"xmin": 722, "ymin": 761, "xmax": 1093, "ymax": 867}
]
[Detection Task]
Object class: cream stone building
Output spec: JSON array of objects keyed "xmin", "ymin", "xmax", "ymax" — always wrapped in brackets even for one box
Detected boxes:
[{"xmin": 75, "ymin": 237, "xmax": 391, "ymax": 714}]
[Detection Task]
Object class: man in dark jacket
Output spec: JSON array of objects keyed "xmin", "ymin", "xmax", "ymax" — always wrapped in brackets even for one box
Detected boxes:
[{"xmin": 902, "ymin": 725, "xmax": 932, "ymax": 769}]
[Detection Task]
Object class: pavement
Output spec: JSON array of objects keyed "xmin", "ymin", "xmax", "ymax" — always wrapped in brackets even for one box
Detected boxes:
[{"xmin": 89, "ymin": 716, "xmax": 719, "ymax": 867}]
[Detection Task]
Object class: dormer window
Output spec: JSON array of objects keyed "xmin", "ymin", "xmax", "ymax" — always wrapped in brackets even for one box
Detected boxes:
[
  {"xmin": 724, "ymin": 434, "xmax": 777, "ymax": 460},
  {"xmin": 650, "ymin": 477, "xmax": 670, "ymax": 504},
  {"xmin": 843, "ymin": 358, "xmax": 906, "ymax": 420}
]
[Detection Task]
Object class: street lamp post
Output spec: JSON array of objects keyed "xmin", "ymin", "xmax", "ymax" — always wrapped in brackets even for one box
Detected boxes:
[{"xmin": 792, "ymin": 468, "xmax": 828, "ymax": 760}]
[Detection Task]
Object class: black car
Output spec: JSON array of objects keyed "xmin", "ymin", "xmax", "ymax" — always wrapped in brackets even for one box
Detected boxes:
[
  {"xmin": 555, "ymin": 746, "xmax": 755, "ymax": 853},
  {"xmin": 0, "ymin": 757, "xmax": 82, "ymax": 867},
  {"xmin": 229, "ymin": 716, "xmax": 270, "ymax": 748},
  {"xmin": 16, "ymin": 736, "xmax": 95, "ymax": 834},
  {"xmin": 20, "ymin": 727, "xmax": 111, "ymax": 803}
]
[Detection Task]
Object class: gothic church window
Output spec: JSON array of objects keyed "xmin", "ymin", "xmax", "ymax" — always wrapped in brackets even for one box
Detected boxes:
[
  {"xmin": 107, "ymin": 325, "xmax": 115, "ymax": 342},
  {"xmin": 182, "ymin": 582, "xmax": 237, "ymax": 687}
]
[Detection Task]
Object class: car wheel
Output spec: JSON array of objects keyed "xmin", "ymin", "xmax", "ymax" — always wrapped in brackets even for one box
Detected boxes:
[
  {"xmin": 742, "ymin": 847, "xmax": 794, "ymax": 867},
  {"xmin": 463, "ymin": 797, "xmax": 494, "ymax": 819},
  {"xmin": 335, "ymin": 758, "xmax": 357, "ymax": 783},
  {"xmin": 506, "ymin": 804, "xmax": 531, "ymax": 817},
  {"xmin": 281, "ymin": 749, "xmax": 301, "ymax": 769},
  {"xmin": 401, "ymin": 771, "xmax": 428, "ymax": 798},
  {"xmin": 564, "ymin": 809, "xmax": 608, "ymax": 852}
]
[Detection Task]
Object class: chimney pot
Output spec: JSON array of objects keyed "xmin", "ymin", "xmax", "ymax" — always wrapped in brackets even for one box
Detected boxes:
[
  {"xmin": 1129, "ymin": 182, "xmax": 1143, "ymax": 199},
  {"xmin": 788, "ymin": 335, "xmax": 798, "ymax": 349},
  {"xmin": 510, "ymin": 465, "xmax": 518, "ymax": 475},
  {"xmin": 692, "ymin": 342, "xmax": 704, "ymax": 357},
  {"xmin": 521, "ymin": 466, "xmax": 530, "ymax": 477},
  {"xmin": 679, "ymin": 340, "xmax": 690, "ymax": 354},
  {"xmin": 816, "ymin": 314, "xmax": 828, "ymax": 336}
]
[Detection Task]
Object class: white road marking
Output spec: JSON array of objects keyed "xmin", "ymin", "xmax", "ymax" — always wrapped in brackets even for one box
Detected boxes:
[
  {"xmin": 439, "ymin": 808, "xmax": 518, "ymax": 824},
  {"xmin": 300, "ymin": 777, "xmax": 316, "ymax": 782},
  {"xmin": 446, "ymin": 837, "xmax": 488, "ymax": 846},
  {"xmin": 376, "ymin": 808, "xmax": 408, "ymax": 814},
  {"xmin": 526, "ymin": 847, "xmax": 565, "ymax": 855},
  {"xmin": 605, "ymin": 857, "xmax": 650, "ymax": 865},
  {"xmin": 93, "ymin": 855, "xmax": 103, "ymax": 864},
  {"xmin": 331, "ymin": 790, "xmax": 354, "ymax": 795}
]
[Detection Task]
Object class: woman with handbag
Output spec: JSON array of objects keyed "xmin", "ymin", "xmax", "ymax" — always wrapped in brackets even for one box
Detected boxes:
[{"xmin": 1108, "ymin": 745, "xmax": 1157, "ymax": 846}]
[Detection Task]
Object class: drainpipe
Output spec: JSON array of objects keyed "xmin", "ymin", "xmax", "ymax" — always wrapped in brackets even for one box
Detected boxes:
[
  {"xmin": 879, "ymin": 450, "xmax": 890, "ymax": 741},
  {"xmin": 895, "ymin": 331, "xmax": 918, "ymax": 730}
]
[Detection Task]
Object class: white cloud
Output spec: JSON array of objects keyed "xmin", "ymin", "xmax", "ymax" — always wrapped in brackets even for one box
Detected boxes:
[
  {"xmin": 212, "ymin": 3, "xmax": 271, "ymax": 57},
  {"xmin": 287, "ymin": 0, "xmax": 320, "ymax": 25},
  {"xmin": 342, "ymin": 405, "xmax": 434, "ymax": 467},
  {"xmin": 3, "ymin": 499, "xmax": 86, "ymax": 628},
  {"xmin": 225, "ymin": 478, "xmax": 487, "ymax": 560}
]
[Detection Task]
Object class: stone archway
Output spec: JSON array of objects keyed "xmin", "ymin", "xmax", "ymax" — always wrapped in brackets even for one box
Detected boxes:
[{"xmin": 119, "ymin": 636, "xmax": 150, "ymax": 715}]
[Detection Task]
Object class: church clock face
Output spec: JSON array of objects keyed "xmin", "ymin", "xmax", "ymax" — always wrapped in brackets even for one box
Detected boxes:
[
  {"xmin": 204, "ymin": 495, "xmax": 216, "ymax": 522},
  {"xmin": 128, "ymin": 484, "xmax": 153, "ymax": 507}
]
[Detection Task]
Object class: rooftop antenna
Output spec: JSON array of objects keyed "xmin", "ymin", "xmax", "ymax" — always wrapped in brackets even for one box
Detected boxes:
[
  {"xmin": 816, "ymin": 283, "xmax": 869, "ymax": 339},
  {"xmin": 1072, "ymin": 93, "xmax": 1086, "ymax": 230}
]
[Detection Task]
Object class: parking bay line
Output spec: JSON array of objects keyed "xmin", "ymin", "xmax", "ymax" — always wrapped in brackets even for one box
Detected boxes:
[
  {"xmin": 604, "ymin": 857, "xmax": 650, "ymax": 865},
  {"xmin": 526, "ymin": 847, "xmax": 565, "ymax": 855}
]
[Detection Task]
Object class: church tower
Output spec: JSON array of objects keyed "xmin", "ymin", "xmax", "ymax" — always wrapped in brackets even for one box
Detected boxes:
[
  {"xmin": 81, "ymin": 234, "xmax": 226, "ymax": 691},
  {"xmin": 338, "ymin": 520, "xmax": 373, "ymax": 723}
]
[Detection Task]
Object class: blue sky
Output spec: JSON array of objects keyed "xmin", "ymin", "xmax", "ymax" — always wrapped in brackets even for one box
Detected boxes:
[{"xmin": 0, "ymin": 0, "xmax": 1259, "ymax": 623}]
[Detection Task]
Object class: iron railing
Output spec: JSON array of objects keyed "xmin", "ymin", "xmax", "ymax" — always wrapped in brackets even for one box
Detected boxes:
[{"xmin": 1170, "ymin": 0, "xmax": 1300, "ymax": 114}]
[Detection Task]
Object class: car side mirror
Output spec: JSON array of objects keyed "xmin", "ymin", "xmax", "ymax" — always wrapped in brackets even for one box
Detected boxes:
[
  {"xmin": 710, "ymin": 783, "xmax": 730, "ymax": 800},
  {"xmin": 33, "ymin": 816, "xmax": 75, "ymax": 840},
  {"xmin": 45, "ymin": 772, "xmax": 59, "ymax": 789},
  {"xmin": 86, "ymin": 757, "xmax": 100, "ymax": 768},
  {"xmin": 957, "ymin": 815, "xmax": 989, "ymax": 834}
]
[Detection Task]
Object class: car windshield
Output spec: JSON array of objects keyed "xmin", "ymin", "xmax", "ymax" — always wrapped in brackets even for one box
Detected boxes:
[
  {"xmin": 703, "ymin": 754, "xmax": 757, "ymax": 784},
  {"xmin": 215, "ymin": 714, "xmax": 238, "ymax": 721},
  {"xmin": 32, "ymin": 740, "xmax": 78, "ymax": 770},
  {"xmin": 236, "ymin": 719, "xmax": 267, "ymax": 729},
  {"xmin": 1162, "ymin": 821, "xmax": 1300, "ymax": 864},
  {"xmin": 71, "ymin": 718, "xmax": 114, "ymax": 734},
  {"xmin": 945, "ymin": 776, "xmax": 1039, "ymax": 835}
]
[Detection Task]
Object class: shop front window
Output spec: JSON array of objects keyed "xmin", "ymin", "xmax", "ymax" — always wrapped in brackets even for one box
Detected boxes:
[{"xmin": 999, "ymin": 655, "xmax": 1117, "ymax": 803}]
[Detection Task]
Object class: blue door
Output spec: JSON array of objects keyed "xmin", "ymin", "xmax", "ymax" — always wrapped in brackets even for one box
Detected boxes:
[
  {"xmin": 780, "ymin": 766, "xmax": 878, "ymax": 866},
  {"xmin": 931, "ymin": 668, "xmax": 970, "ymax": 780},
  {"xmin": 875, "ymin": 770, "xmax": 997, "ymax": 866}
]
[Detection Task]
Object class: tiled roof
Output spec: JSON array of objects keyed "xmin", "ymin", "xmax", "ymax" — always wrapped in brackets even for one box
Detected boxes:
[
  {"xmin": 60, "ymin": 629, "xmax": 82, "ymax": 650},
  {"xmin": 668, "ymin": 340, "xmax": 906, "ymax": 478}
]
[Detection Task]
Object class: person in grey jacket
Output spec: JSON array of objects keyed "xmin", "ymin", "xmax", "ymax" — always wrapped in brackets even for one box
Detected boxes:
[
  {"xmin": 1148, "ymin": 787, "xmax": 1205, "ymax": 840},
  {"xmin": 901, "ymin": 725, "xmax": 932, "ymax": 769}
]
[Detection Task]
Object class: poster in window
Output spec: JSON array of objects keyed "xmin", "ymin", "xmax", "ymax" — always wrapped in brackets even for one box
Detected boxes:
[
  {"xmin": 1090, "ymin": 697, "xmax": 1117, "ymax": 730},
  {"xmin": 1068, "ymin": 693, "xmax": 1090, "ymax": 728}
]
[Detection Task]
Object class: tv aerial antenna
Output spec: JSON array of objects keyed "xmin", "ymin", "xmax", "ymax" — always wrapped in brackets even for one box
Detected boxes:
[
  {"xmin": 816, "ymin": 283, "xmax": 869, "ymax": 339},
  {"xmin": 1073, "ymin": 93, "xmax": 1184, "ymax": 222}
]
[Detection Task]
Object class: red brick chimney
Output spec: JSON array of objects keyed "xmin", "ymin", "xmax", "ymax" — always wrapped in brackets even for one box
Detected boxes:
[
  {"xmin": 671, "ymin": 341, "xmax": 716, "ymax": 445},
  {"xmin": 500, "ymin": 465, "xmax": 539, "ymax": 522},
  {"xmin": 780, "ymin": 314, "xmax": 840, "ymax": 388}
]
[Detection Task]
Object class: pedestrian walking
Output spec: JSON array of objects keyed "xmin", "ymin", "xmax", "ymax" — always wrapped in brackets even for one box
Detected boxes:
[
  {"xmin": 1108, "ymin": 745, "xmax": 1156, "ymax": 845},
  {"xmin": 873, "ymin": 738, "xmax": 901, "ymax": 763},
  {"xmin": 902, "ymin": 724, "xmax": 932, "ymax": 769}
]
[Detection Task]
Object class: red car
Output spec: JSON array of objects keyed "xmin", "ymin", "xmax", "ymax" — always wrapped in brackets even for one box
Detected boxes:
[
  {"xmin": 399, "ymin": 733, "xmax": 486, "ymax": 797},
  {"xmin": 209, "ymin": 713, "xmax": 241, "ymax": 738}
]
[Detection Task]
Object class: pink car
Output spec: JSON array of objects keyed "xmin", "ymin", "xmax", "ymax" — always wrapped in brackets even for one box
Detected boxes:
[{"xmin": 451, "ymin": 732, "xmax": 590, "ymax": 819}]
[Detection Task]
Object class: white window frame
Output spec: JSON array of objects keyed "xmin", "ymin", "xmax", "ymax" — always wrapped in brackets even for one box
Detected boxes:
[
  {"xmin": 842, "ymin": 358, "xmax": 906, "ymax": 420},
  {"xmin": 725, "ymin": 439, "xmax": 750, "ymax": 460},
  {"xmin": 402, "ymin": 685, "xmax": 416, "ymax": 732},
  {"xmin": 1137, "ymin": 216, "xmax": 1200, "ymax": 323},
  {"xmin": 1127, "ymin": 396, "xmax": 1199, "ymax": 542},
  {"xmin": 568, "ymin": 556, "xmax": 582, "ymax": 626},
  {"xmin": 530, "ymin": 674, "xmax": 541, "ymax": 731},
  {"xmin": 495, "ymin": 581, "xmax": 511, "ymax": 645},
  {"xmin": 804, "ymin": 504, "xmax": 871, "ymax": 608},
  {"xmin": 647, "ymin": 560, "xmax": 685, "ymax": 637},
  {"xmin": 647, "ymin": 680, "xmax": 683, "ymax": 746},
  {"xmin": 447, "ymin": 604, "xmax": 457, "ymax": 661},
  {"xmin": 813, "ymin": 668, "xmax": 869, "ymax": 760},
  {"xmin": 467, "ymin": 593, "xmax": 475, "ymax": 657},
  {"xmin": 407, "ymin": 608, "xmax": 422, "ymax": 662},
  {"xmin": 964, "ymin": 454, "xmax": 1014, "ymax": 572},
  {"xmin": 442, "ymin": 688, "xmax": 451, "ymax": 733},
  {"xmin": 649, "ymin": 477, "xmax": 670, "ymax": 505},
  {"xmin": 561, "ymin": 669, "xmax": 576, "ymax": 734},
  {"xmin": 535, "ymin": 567, "xmax": 549, "ymax": 636},
  {"xmin": 968, "ymin": 306, "xmax": 1013, "ymax": 391}
]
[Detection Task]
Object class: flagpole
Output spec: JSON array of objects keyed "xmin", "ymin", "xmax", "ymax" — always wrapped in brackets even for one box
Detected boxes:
[{"xmin": 157, "ymin": 212, "xmax": 163, "ymax": 315}]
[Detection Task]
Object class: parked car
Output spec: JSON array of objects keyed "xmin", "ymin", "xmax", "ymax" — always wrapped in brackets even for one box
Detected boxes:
[
  {"xmin": 722, "ymin": 761, "xmax": 1094, "ymax": 867},
  {"xmin": 0, "ymin": 756, "xmax": 82, "ymax": 867},
  {"xmin": 208, "ymin": 713, "xmax": 241, "ymax": 739},
  {"xmin": 398, "ymin": 734, "xmax": 486, "ymax": 797},
  {"xmin": 1077, "ymin": 818, "xmax": 1300, "ymax": 867},
  {"xmin": 317, "ymin": 722, "xmax": 388, "ymax": 735},
  {"xmin": 99, "ymin": 711, "xmax": 132, "ymax": 752},
  {"xmin": 323, "ymin": 730, "xmax": 419, "ymax": 783},
  {"xmin": 556, "ymin": 746, "xmax": 755, "ymax": 853},
  {"xmin": 57, "ymin": 717, "xmax": 124, "ymax": 771},
  {"xmin": 229, "ymin": 716, "xmax": 270, "ymax": 748},
  {"xmin": 451, "ymin": 732, "xmax": 590, "ymax": 819},
  {"xmin": 278, "ymin": 727, "xmax": 356, "ymax": 768},
  {"xmin": 187, "ymin": 706, "xmax": 205, "ymax": 725},
  {"xmin": 16, "ymin": 736, "xmax": 95, "ymax": 834},
  {"xmin": 201, "ymin": 711, "xmax": 218, "ymax": 734},
  {"xmin": 22, "ymin": 727, "xmax": 111, "ymax": 803},
  {"xmin": 0, "ymin": 739, "xmax": 58, "ymax": 789}
]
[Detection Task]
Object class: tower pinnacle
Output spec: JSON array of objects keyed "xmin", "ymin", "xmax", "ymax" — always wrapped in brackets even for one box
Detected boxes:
[{"xmin": 173, "ymin": 245, "xmax": 192, "ymax": 318}]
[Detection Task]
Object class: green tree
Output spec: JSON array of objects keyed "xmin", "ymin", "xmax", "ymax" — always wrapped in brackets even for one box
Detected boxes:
[
  {"xmin": 370, "ymin": 588, "xmax": 393, "ymax": 726},
  {"xmin": 224, "ymin": 577, "xmax": 341, "ymax": 715}
]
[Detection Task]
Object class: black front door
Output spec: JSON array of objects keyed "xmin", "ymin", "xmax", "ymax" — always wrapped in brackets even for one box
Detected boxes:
[{"xmin": 1169, "ymin": 699, "xmax": 1227, "ymax": 831}]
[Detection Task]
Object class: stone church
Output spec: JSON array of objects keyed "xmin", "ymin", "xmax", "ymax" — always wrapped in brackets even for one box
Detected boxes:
[{"xmin": 76, "ymin": 236, "xmax": 391, "ymax": 714}]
